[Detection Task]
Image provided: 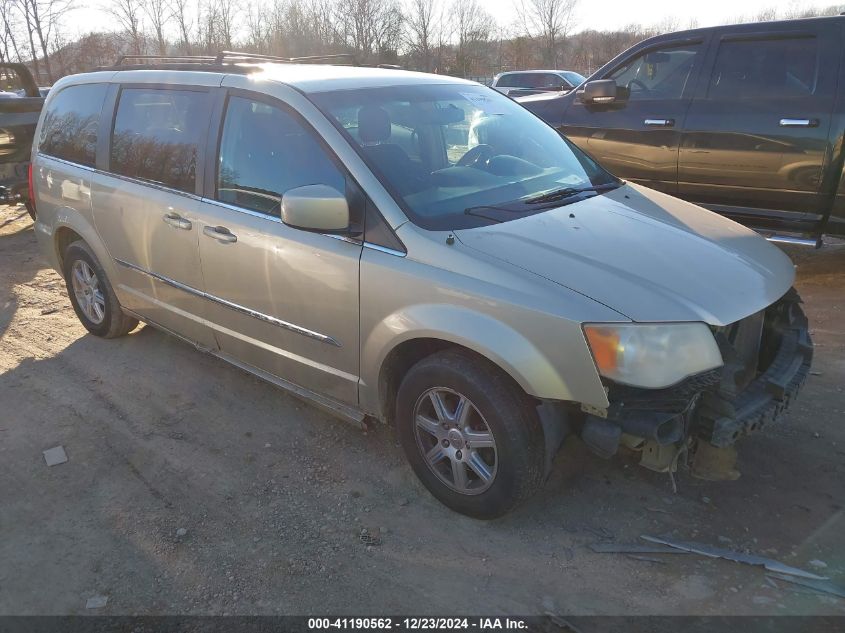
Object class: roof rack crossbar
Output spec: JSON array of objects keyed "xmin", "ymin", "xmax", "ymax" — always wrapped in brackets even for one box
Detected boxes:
[
  {"xmin": 111, "ymin": 50, "xmax": 362, "ymax": 69},
  {"xmin": 115, "ymin": 54, "xmax": 217, "ymax": 66},
  {"xmin": 214, "ymin": 50, "xmax": 358, "ymax": 65}
]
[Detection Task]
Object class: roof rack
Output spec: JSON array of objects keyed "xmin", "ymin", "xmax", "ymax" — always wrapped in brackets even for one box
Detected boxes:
[{"xmin": 112, "ymin": 50, "xmax": 359, "ymax": 68}]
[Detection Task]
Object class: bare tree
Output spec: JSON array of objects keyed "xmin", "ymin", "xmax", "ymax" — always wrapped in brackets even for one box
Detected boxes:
[
  {"xmin": 143, "ymin": 0, "xmax": 168, "ymax": 54},
  {"xmin": 337, "ymin": 0, "xmax": 403, "ymax": 61},
  {"xmin": 0, "ymin": 0, "xmax": 23, "ymax": 62},
  {"xmin": 169, "ymin": 0, "xmax": 193, "ymax": 53},
  {"xmin": 516, "ymin": 0, "xmax": 577, "ymax": 67},
  {"xmin": 403, "ymin": 0, "xmax": 442, "ymax": 72},
  {"xmin": 452, "ymin": 0, "xmax": 493, "ymax": 77},
  {"xmin": 216, "ymin": 0, "xmax": 238, "ymax": 50},
  {"xmin": 106, "ymin": 0, "xmax": 145, "ymax": 55},
  {"xmin": 15, "ymin": 0, "xmax": 74, "ymax": 82}
]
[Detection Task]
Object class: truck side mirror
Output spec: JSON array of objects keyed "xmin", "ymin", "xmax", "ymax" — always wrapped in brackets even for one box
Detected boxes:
[{"xmin": 579, "ymin": 80, "xmax": 619, "ymax": 105}]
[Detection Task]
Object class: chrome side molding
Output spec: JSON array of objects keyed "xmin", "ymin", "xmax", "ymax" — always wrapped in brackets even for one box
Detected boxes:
[{"xmin": 114, "ymin": 258, "xmax": 342, "ymax": 347}]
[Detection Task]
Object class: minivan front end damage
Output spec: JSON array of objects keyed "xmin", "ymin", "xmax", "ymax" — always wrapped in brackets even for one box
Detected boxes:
[{"xmin": 579, "ymin": 289, "xmax": 812, "ymax": 479}]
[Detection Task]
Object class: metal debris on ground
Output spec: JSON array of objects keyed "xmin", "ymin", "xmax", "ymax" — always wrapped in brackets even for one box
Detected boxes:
[
  {"xmin": 641, "ymin": 535, "xmax": 828, "ymax": 580},
  {"xmin": 626, "ymin": 555, "xmax": 667, "ymax": 564},
  {"xmin": 359, "ymin": 528, "xmax": 381, "ymax": 546},
  {"xmin": 85, "ymin": 595, "xmax": 108, "ymax": 609},
  {"xmin": 766, "ymin": 573, "xmax": 845, "ymax": 599},
  {"xmin": 589, "ymin": 542, "xmax": 684, "ymax": 555},
  {"xmin": 42, "ymin": 446, "xmax": 68, "ymax": 467}
]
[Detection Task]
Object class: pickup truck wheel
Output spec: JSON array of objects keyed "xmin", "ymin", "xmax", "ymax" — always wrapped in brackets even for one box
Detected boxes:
[
  {"xmin": 396, "ymin": 349, "xmax": 545, "ymax": 519},
  {"xmin": 63, "ymin": 240, "xmax": 138, "ymax": 338},
  {"xmin": 24, "ymin": 200, "xmax": 36, "ymax": 221}
]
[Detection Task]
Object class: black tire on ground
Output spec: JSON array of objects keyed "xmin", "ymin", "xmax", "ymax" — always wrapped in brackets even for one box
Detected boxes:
[
  {"xmin": 396, "ymin": 349, "xmax": 545, "ymax": 519},
  {"xmin": 62, "ymin": 240, "xmax": 138, "ymax": 338},
  {"xmin": 24, "ymin": 200, "xmax": 36, "ymax": 221}
]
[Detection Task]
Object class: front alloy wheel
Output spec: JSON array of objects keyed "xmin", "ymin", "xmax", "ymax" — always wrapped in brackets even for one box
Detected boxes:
[
  {"xmin": 397, "ymin": 349, "xmax": 545, "ymax": 519},
  {"xmin": 415, "ymin": 388, "xmax": 498, "ymax": 495}
]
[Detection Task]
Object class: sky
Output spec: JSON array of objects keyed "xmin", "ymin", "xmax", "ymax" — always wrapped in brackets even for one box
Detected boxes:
[{"xmin": 63, "ymin": 0, "xmax": 841, "ymax": 40}]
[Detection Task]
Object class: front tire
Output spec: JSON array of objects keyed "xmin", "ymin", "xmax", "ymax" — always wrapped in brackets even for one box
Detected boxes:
[
  {"xmin": 396, "ymin": 349, "xmax": 545, "ymax": 519},
  {"xmin": 63, "ymin": 240, "xmax": 138, "ymax": 338}
]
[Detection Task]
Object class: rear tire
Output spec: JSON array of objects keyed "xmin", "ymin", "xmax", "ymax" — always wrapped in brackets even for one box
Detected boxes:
[
  {"xmin": 396, "ymin": 349, "xmax": 545, "ymax": 519},
  {"xmin": 63, "ymin": 240, "xmax": 138, "ymax": 338},
  {"xmin": 24, "ymin": 200, "xmax": 36, "ymax": 221}
]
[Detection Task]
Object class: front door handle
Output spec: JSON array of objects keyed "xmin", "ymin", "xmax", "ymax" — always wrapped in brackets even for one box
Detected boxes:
[
  {"xmin": 779, "ymin": 118, "xmax": 819, "ymax": 128},
  {"xmin": 644, "ymin": 118, "xmax": 675, "ymax": 127},
  {"xmin": 163, "ymin": 212, "xmax": 192, "ymax": 230},
  {"xmin": 203, "ymin": 225, "xmax": 237, "ymax": 244}
]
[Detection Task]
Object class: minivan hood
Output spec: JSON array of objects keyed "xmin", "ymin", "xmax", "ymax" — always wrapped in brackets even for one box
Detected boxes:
[{"xmin": 454, "ymin": 184, "xmax": 795, "ymax": 326}]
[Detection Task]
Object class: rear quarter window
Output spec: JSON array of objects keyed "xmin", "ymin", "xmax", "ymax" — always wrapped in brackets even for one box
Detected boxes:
[
  {"xmin": 38, "ymin": 83, "xmax": 108, "ymax": 167},
  {"xmin": 110, "ymin": 87, "xmax": 209, "ymax": 193}
]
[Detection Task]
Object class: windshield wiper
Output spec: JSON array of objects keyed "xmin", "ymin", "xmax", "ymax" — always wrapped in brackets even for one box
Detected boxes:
[{"xmin": 521, "ymin": 182, "xmax": 620, "ymax": 205}]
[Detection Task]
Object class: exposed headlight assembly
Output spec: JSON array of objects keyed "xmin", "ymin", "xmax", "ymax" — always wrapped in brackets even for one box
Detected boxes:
[{"xmin": 583, "ymin": 322, "xmax": 723, "ymax": 390}]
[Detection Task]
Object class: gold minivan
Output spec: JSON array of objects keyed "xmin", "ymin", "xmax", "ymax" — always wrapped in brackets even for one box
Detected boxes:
[{"xmin": 32, "ymin": 54, "xmax": 811, "ymax": 518}]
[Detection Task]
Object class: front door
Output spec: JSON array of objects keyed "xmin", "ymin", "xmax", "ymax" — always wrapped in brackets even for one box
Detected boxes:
[
  {"xmin": 196, "ymin": 92, "xmax": 362, "ymax": 404},
  {"xmin": 560, "ymin": 39, "xmax": 707, "ymax": 194},
  {"xmin": 92, "ymin": 85, "xmax": 217, "ymax": 349},
  {"xmin": 678, "ymin": 24, "xmax": 840, "ymax": 231}
]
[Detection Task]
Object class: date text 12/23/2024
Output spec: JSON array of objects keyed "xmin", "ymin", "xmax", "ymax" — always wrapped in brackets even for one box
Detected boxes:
[{"xmin": 307, "ymin": 618, "xmax": 528, "ymax": 630}]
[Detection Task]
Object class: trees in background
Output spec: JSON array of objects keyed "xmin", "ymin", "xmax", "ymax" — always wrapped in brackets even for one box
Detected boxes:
[{"xmin": 4, "ymin": 0, "xmax": 845, "ymax": 84}]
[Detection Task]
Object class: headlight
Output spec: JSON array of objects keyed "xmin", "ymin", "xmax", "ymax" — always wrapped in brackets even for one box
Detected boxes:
[{"xmin": 583, "ymin": 322, "xmax": 723, "ymax": 389}]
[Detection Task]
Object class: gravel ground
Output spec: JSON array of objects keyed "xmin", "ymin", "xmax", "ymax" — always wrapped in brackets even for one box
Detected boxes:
[{"xmin": 1, "ymin": 204, "xmax": 843, "ymax": 615}]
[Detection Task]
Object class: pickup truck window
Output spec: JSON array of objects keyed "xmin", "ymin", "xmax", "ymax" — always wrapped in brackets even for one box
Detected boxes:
[
  {"xmin": 608, "ymin": 44, "xmax": 700, "ymax": 101},
  {"xmin": 38, "ymin": 83, "xmax": 107, "ymax": 168},
  {"xmin": 708, "ymin": 36, "xmax": 818, "ymax": 100},
  {"xmin": 110, "ymin": 88, "xmax": 209, "ymax": 194}
]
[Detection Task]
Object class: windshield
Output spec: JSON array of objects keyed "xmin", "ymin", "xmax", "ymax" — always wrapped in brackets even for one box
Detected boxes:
[{"xmin": 310, "ymin": 84, "xmax": 618, "ymax": 230}]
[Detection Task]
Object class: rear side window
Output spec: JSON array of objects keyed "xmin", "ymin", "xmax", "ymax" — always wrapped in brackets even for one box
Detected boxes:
[
  {"xmin": 216, "ymin": 96, "xmax": 345, "ymax": 216},
  {"xmin": 708, "ymin": 36, "xmax": 819, "ymax": 99},
  {"xmin": 38, "ymin": 84, "xmax": 107, "ymax": 167},
  {"xmin": 110, "ymin": 88, "xmax": 209, "ymax": 193},
  {"xmin": 496, "ymin": 74, "xmax": 522, "ymax": 88}
]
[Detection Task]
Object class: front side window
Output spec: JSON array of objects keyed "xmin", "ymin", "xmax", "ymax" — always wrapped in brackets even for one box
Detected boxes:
[
  {"xmin": 110, "ymin": 88, "xmax": 209, "ymax": 193},
  {"xmin": 708, "ymin": 36, "xmax": 818, "ymax": 99},
  {"xmin": 608, "ymin": 44, "xmax": 700, "ymax": 101},
  {"xmin": 311, "ymin": 84, "xmax": 617, "ymax": 230},
  {"xmin": 216, "ymin": 96, "xmax": 345, "ymax": 216},
  {"xmin": 38, "ymin": 84, "xmax": 108, "ymax": 167}
]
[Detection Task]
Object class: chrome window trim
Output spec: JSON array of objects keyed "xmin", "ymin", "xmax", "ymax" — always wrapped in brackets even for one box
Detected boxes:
[
  {"xmin": 37, "ymin": 154, "xmax": 97, "ymax": 173},
  {"xmin": 202, "ymin": 198, "xmax": 366, "ymax": 245},
  {"xmin": 94, "ymin": 169, "xmax": 204, "ymax": 201},
  {"xmin": 114, "ymin": 258, "xmax": 342, "ymax": 347},
  {"xmin": 363, "ymin": 242, "xmax": 406, "ymax": 258}
]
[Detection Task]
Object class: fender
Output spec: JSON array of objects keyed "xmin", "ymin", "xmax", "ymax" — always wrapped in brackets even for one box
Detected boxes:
[
  {"xmin": 35, "ymin": 206, "xmax": 118, "ymax": 286},
  {"xmin": 359, "ymin": 302, "xmax": 610, "ymax": 417}
]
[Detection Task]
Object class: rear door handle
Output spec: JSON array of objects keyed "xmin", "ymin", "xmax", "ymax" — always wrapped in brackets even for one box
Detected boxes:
[
  {"xmin": 644, "ymin": 118, "xmax": 675, "ymax": 127},
  {"xmin": 163, "ymin": 212, "xmax": 192, "ymax": 230},
  {"xmin": 203, "ymin": 225, "xmax": 237, "ymax": 244},
  {"xmin": 779, "ymin": 118, "xmax": 819, "ymax": 128}
]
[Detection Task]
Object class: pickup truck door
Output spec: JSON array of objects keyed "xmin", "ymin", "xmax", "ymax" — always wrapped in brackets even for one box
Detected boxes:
[
  {"xmin": 678, "ymin": 23, "xmax": 841, "ymax": 233},
  {"xmin": 559, "ymin": 38, "xmax": 708, "ymax": 194}
]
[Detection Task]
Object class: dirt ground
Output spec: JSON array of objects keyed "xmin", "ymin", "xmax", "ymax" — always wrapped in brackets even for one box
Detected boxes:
[{"xmin": 1, "ymin": 203, "xmax": 843, "ymax": 616}]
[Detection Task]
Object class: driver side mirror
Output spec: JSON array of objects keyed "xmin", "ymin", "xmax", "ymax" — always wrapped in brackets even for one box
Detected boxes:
[
  {"xmin": 281, "ymin": 184, "xmax": 349, "ymax": 232},
  {"xmin": 579, "ymin": 79, "xmax": 620, "ymax": 105}
]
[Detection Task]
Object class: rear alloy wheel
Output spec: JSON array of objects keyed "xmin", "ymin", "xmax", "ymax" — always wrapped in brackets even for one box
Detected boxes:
[
  {"xmin": 397, "ymin": 349, "xmax": 545, "ymax": 519},
  {"xmin": 63, "ymin": 240, "xmax": 138, "ymax": 338}
]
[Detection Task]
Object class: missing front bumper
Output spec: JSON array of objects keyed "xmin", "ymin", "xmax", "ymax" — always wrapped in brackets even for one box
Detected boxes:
[{"xmin": 580, "ymin": 289, "xmax": 813, "ymax": 469}]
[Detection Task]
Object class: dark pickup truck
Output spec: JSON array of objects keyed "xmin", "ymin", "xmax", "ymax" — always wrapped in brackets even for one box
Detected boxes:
[
  {"xmin": 1, "ymin": 63, "xmax": 45, "ymax": 218},
  {"xmin": 519, "ymin": 15, "xmax": 845, "ymax": 245}
]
